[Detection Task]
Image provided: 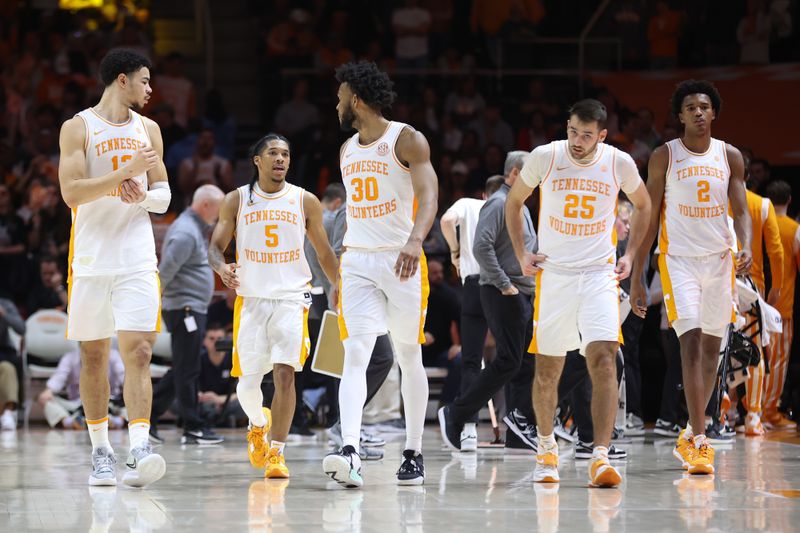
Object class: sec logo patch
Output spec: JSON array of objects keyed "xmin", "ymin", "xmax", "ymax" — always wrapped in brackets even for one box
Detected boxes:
[{"xmin": 377, "ymin": 142, "xmax": 389, "ymax": 156}]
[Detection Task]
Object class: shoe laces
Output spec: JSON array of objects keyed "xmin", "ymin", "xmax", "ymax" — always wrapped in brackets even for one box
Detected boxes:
[
  {"xmin": 398, "ymin": 452, "xmax": 421, "ymax": 474},
  {"xmin": 696, "ymin": 443, "xmax": 711, "ymax": 460},
  {"xmin": 248, "ymin": 425, "xmax": 266, "ymax": 448},
  {"xmin": 93, "ymin": 448, "xmax": 117, "ymax": 473},
  {"xmin": 130, "ymin": 441, "xmax": 153, "ymax": 461},
  {"xmin": 267, "ymin": 449, "xmax": 283, "ymax": 465}
]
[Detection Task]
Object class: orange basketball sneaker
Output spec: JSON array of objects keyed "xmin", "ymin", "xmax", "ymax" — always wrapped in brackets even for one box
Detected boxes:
[
  {"xmin": 764, "ymin": 411, "xmax": 796, "ymax": 430},
  {"xmin": 265, "ymin": 448, "xmax": 290, "ymax": 479},
  {"xmin": 673, "ymin": 429, "xmax": 696, "ymax": 470},
  {"xmin": 688, "ymin": 440, "xmax": 715, "ymax": 475},
  {"xmin": 248, "ymin": 407, "xmax": 273, "ymax": 469},
  {"xmin": 589, "ymin": 456, "xmax": 622, "ymax": 488},
  {"xmin": 534, "ymin": 451, "xmax": 559, "ymax": 483}
]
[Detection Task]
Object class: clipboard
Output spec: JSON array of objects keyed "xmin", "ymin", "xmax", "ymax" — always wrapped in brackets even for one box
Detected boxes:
[{"xmin": 311, "ymin": 310, "xmax": 345, "ymax": 378}]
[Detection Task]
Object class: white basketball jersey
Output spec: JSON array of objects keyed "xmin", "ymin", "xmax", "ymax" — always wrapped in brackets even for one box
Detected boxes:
[
  {"xmin": 70, "ymin": 108, "xmax": 156, "ymax": 277},
  {"xmin": 235, "ymin": 182, "xmax": 311, "ymax": 301},
  {"xmin": 659, "ymin": 138, "xmax": 732, "ymax": 256},
  {"xmin": 341, "ymin": 121, "xmax": 415, "ymax": 250},
  {"xmin": 535, "ymin": 140, "xmax": 639, "ymax": 269}
]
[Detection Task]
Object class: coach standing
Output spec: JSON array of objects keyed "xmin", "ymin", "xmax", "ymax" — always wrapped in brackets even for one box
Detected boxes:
[
  {"xmin": 439, "ymin": 151, "xmax": 538, "ymax": 452},
  {"xmin": 151, "ymin": 185, "xmax": 225, "ymax": 444}
]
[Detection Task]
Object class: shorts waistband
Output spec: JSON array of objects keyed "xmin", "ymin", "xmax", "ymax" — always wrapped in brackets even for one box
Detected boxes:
[{"xmin": 664, "ymin": 251, "xmax": 730, "ymax": 263}]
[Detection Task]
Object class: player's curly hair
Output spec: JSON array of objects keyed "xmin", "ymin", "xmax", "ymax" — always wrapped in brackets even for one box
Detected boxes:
[
  {"xmin": 248, "ymin": 133, "xmax": 290, "ymax": 201},
  {"xmin": 99, "ymin": 48, "xmax": 152, "ymax": 87},
  {"xmin": 335, "ymin": 61, "xmax": 397, "ymax": 111},
  {"xmin": 670, "ymin": 79, "xmax": 722, "ymax": 119}
]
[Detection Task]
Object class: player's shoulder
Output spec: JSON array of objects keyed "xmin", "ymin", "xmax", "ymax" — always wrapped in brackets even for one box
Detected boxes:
[
  {"xmin": 650, "ymin": 143, "xmax": 671, "ymax": 164},
  {"xmin": 139, "ymin": 114, "xmax": 160, "ymax": 130},
  {"xmin": 719, "ymin": 139, "xmax": 743, "ymax": 158},
  {"xmin": 222, "ymin": 187, "xmax": 242, "ymax": 209},
  {"xmin": 59, "ymin": 115, "xmax": 87, "ymax": 149},
  {"xmin": 60, "ymin": 115, "xmax": 86, "ymax": 135}
]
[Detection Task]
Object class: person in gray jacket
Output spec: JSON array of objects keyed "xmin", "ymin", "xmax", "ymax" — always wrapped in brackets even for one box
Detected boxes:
[
  {"xmin": 438, "ymin": 151, "xmax": 538, "ymax": 452},
  {"xmin": 150, "ymin": 185, "xmax": 225, "ymax": 444}
]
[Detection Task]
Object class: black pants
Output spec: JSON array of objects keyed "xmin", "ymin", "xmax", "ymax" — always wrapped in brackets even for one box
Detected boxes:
[
  {"xmin": 621, "ymin": 314, "xmax": 645, "ymax": 417},
  {"xmin": 151, "ymin": 309, "xmax": 207, "ymax": 431},
  {"xmin": 659, "ymin": 328, "xmax": 685, "ymax": 424},
  {"xmin": 558, "ymin": 351, "xmax": 594, "ymax": 443},
  {"xmin": 460, "ymin": 275, "xmax": 488, "ymax": 421},
  {"xmin": 450, "ymin": 286, "xmax": 534, "ymax": 425}
]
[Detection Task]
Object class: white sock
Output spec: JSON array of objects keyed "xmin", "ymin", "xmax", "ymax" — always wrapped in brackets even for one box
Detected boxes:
[
  {"xmin": 593, "ymin": 446, "xmax": 609, "ymax": 460},
  {"xmin": 339, "ymin": 334, "xmax": 376, "ymax": 449},
  {"xmin": 128, "ymin": 419, "xmax": 150, "ymax": 450},
  {"xmin": 87, "ymin": 416, "xmax": 111, "ymax": 451},
  {"xmin": 463, "ymin": 422, "xmax": 477, "ymax": 435},
  {"xmin": 537, "ymin": 431, "xmax": 557, "ymax": 453},
  {"xmin": 271, "ymin": 440, "xmax": 285, "ymax": 454},
  {"xmin": 237, "ymin": 373, "xmax": 267, "ymax": 427},
  {"xmin": 684, "ymin": 423, "xmax": 694, "ymax": 440},
  {"xmin": 395, "ymin": 341, "xmax": 428, "ymax": 453}
]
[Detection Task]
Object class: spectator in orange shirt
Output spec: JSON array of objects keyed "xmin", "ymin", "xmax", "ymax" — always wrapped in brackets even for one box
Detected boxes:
[{"xmin": 647, "ymin": 1, "xmax": 683, "ymax": 69}]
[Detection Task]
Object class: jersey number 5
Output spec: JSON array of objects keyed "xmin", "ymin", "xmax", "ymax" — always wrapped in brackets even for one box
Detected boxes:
[
  {"xmin": 351, "ymin": 177, "xmax": 379, "ymax": 202},
  {"xmin": 264, "ymin": 224, "xmax": 279, "ymax": 248},
  {"xmin": 696, "ymin": 180, "xmax": 710, "ymax": 202},
  {"xmin": 564, "ymin": 194, "xmax": 596, "ymax": 219}
]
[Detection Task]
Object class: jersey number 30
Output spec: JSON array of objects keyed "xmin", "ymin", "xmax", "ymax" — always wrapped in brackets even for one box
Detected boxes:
[{"xmin": 351, "ymin": 177, "xmax": 379, "ymax": 202}]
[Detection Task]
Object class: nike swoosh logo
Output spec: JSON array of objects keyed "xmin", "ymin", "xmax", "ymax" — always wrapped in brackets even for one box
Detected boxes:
[
  {"xmin": 556, "ymin": 166, "xmax": 570, "ymax": 171},
  {"xmin": 94, "ymin": 129, "xmax": 105, "ymax": 135},
  {"xmin": 676, "ymin": 158, "xmax": 687, "ymax": 163},
  {"xmin": 126, "ymin": 458, "xmax": 137, "ymax": 469}
]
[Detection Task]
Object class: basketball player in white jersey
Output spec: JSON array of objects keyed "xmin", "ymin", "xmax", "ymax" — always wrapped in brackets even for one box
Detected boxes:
[
  {"xmin": 322, "ymin": 61, "xmax": 438, "ymax": 488},
  {"xmin": 506, "ymin": 99, "xmax": 651, "ymax": 488},
  {"xmin": 631, "ymin": 80, "xmax": 751, "ymax": 476},
  {"xmin": 208, "ymin": 133, "xmax": 338, "ymax": 479},
  {"xmin": 57, "ymin": 49, "xmax": 171, "ymax": 487}
]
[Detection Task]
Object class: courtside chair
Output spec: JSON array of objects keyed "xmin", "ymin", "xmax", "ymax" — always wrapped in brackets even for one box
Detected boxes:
[
  {"xmin": 22, "ymin": 310, "xmax": 77, "ymax": 428},
  {"xmin": 150, "ymin": 328, "xmax": 172, "ymax": 379}
]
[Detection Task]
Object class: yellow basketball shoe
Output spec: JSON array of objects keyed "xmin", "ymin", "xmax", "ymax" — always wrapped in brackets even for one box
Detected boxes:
[
  {"xmin": 589, "ymin": 457, "xmax": 622, "ymax": 488},
  {"xmin": 265, "ymin": 448, "xmax": 290, "ymax": 479},
  {"xmin": 688, "ymin": 441, "xmax": 715, "ymax": 475},
  {"xmin": 533, "ymin": 451, "xmax": 559, "ymax": 483},
  {"xmin": 673, "ymin": 429, "xmax": 696, "ymax": 470},
  {"xmin": 247, "ymin": 408, "xmax": 272, "ymax": 469}
]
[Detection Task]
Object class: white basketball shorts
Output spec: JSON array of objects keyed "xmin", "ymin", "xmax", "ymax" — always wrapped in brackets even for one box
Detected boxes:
[
  {"xmin": 529, "ymin": 265, "xmax": 623, "ymax": 357},
  {"xmin": 232, "ymin": 296, "xmax": 310, "ymax": 377},
  {"xmin": 337, "ymin": 249, "xmax": 429, "ymax": 345},
  {"xmin": 67, "ymin": 270, "xmax": 161, "ymax": 341},
  {"xmin": 658, "ymin": 251, "xmax": 735, "ymax": 338}
]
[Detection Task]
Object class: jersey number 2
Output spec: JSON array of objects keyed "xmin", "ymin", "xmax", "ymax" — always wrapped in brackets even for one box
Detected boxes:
[
  {"xmin": 696, "ymin": 180, "xmax": 710, "ymax": 202},
  {"xmin": 351, "ymin": 177, "xmax": 379, "ymax": 202}
]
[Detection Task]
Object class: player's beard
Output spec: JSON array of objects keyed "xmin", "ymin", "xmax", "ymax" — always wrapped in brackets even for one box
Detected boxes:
[
  {"xmin": 569, "ymin": 140, "xmax": 598, "ymax": 160},
  {"xmin": 339, "ymin": 106, "xmax": 356, "ymax": 132}
]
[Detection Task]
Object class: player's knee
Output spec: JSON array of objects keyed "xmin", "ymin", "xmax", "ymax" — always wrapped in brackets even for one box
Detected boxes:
[
  {"xmin": 272, "ymin": 364, "xmax": 295, "ymax": 392},
  {"xmin": 125, "ymin": 342, "xmax": 152, "ymax": 369},
  {"xmin": 588, "ymin": 354, "xmax": 616, "ymax": 383}
]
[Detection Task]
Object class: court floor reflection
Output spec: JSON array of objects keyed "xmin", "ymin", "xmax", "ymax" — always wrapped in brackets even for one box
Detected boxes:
[{"xmin": 1, "ymin": 427, "xmax": 799, "ymax": 531}]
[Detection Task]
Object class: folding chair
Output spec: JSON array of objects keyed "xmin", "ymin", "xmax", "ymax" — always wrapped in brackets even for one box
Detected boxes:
[{"xmin": 22, "ymin": 310, "xmax": 78, "ymax": 427}]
